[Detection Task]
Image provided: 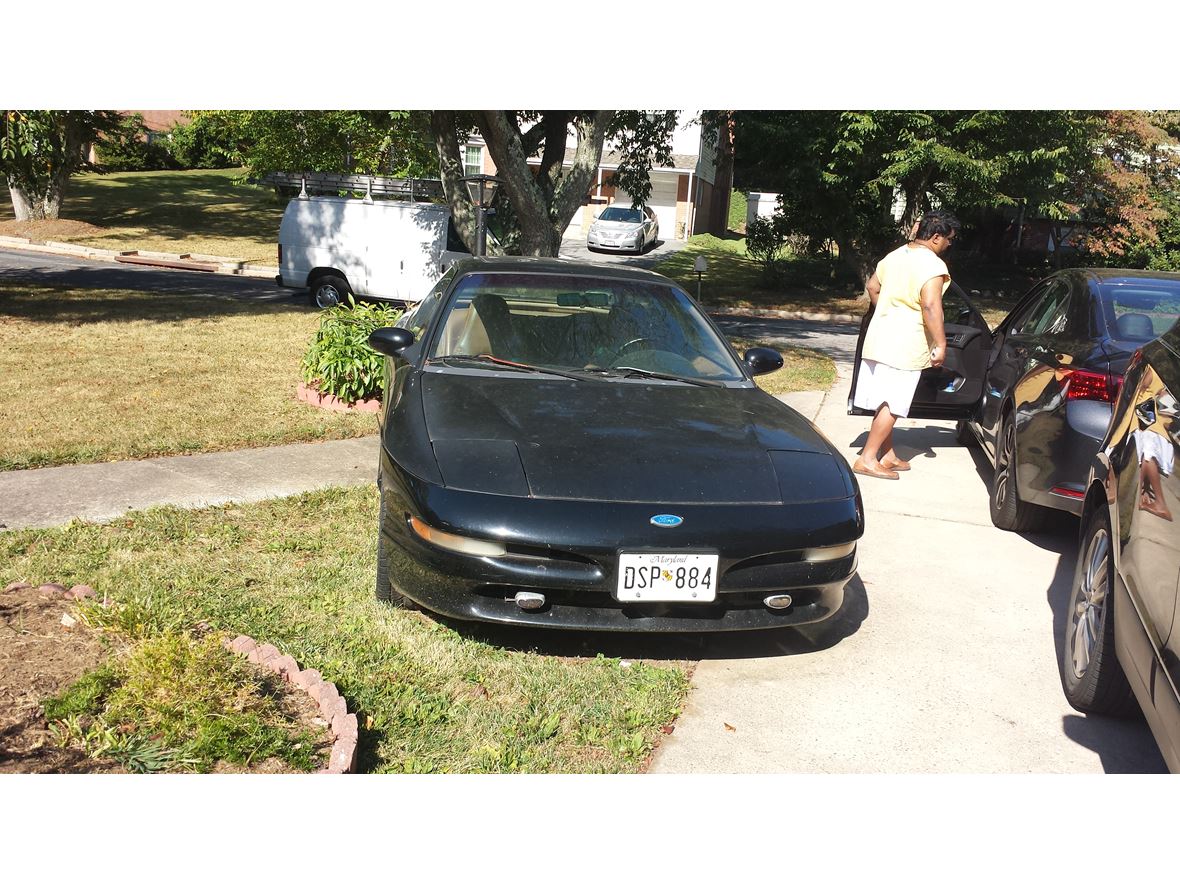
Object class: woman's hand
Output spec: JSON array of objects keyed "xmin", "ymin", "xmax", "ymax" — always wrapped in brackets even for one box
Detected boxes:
[{"xmin": 930, "ymin": 344, "xmax": 946, "ymax": 368}]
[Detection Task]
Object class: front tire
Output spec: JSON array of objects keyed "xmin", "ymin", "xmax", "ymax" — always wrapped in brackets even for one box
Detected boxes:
[
  {"xmin": 989, "ymin": 410, "xmax": 1049, "ymax": 532},
  {"xmin": 1060, "ymin": 505, "xmax": 1136, "ymax": 715},
  {"xmin": 309, "ymin": 272, "xmax": 350, "ymax": 310}
]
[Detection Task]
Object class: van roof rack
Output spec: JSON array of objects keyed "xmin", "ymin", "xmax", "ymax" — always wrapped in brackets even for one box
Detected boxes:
[{"xmin": 259, "ymin": 171, "xmax": 445, "ymax": 203}]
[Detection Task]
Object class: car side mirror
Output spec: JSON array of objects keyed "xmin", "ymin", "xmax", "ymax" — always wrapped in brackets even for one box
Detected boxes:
[
  {"xmin": 744, "ymin": 347, "xmax": 783, "ymax": 376},
  {"xmin": 369, "ymin": 327, "xmax": 415, "ymax": 356}
]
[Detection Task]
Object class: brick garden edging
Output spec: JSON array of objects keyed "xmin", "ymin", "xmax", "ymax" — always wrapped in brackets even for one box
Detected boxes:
[
  {"xmin": 223, "ymin": 634, "xmax": 359, "ymax": 774},
  {"xmin": 296, "ymin": 381, "xmax": 381, "ymax": 414}
]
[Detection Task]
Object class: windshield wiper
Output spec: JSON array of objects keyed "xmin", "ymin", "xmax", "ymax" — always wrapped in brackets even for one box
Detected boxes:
[
  {"xmin": 429, "ymin": 354, "xmax": 590, "ymax": 382},
  {"xmin": 599, "ymin": 366, "xmax": 724, "ymax": 388}
]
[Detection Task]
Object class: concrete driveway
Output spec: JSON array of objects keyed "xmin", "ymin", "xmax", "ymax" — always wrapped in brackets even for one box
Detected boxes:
[
  {"xmin": 558, "ymin": 234, "xmax": 685, "ymax": 269},
  {"xmin": 650, "ymin": 322, "xmax": 1167, "ymax": 773}
]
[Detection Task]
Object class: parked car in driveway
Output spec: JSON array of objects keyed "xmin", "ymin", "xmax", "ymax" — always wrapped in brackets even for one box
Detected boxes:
[
  {"xmin": 850, "ymin": 269, "xmax": 1180, "ymax": 532},
  {"xmin": 587, "ymin": 205, "xmax": 659, "ymax": 254},
  {"xmin": 368, "ymin": 257, "xmax": 864, "ymax": 632},
  {"xmin": 1060, "ymin": 317, "xmax": 1180, "ymax": 771}
]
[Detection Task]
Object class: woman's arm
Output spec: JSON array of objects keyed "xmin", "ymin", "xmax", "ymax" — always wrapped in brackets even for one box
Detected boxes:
[
  {"xmin": 866, "ymin": 273, "xmax": 881, "ymax": 306},
  {"xmin": 921, "ymin": 275, "xmax": 948, "ymax": 367}
]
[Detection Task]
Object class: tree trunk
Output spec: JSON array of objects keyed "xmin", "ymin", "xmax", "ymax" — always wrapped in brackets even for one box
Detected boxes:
[
  {"xmin": 477, "ymin": 110, "xmax": 612, "ymax": 257},
  {"xmin": 430, "ymin": 111, "xmax": 484, "ymax": 255},
  {"xmin": 7, "ymin": 181, "xmax": 36, "ymax": 221}
]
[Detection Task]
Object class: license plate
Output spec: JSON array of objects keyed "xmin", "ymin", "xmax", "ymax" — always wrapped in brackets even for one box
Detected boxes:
[{"xmin": 616, "ymin": 552, "xmax": 718, "ymax": 603}]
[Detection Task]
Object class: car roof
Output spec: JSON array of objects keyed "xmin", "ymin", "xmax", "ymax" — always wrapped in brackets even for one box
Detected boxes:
[
  {"xmin": 447, "ymin": 255, "xmax": 676, "ymax": 285},
  {"xmin": 1074, "ymin": 268, "xmax": 1180, "ymax": 285}
]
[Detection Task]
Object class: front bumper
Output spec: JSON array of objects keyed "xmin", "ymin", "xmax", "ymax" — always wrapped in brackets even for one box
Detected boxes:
[
  {"xmin": 587, "ymin": 231, "xmax": 642, "ymax": 252},
  {"xmin": 379, "ymin": 453, "xmax": 863, "ymax": 632}
]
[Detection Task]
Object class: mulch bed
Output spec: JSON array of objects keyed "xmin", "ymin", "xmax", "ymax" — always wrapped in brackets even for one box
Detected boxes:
[
  {"xmin": 0, "ymin": 584, "xmax": 333, "ymax": 773},
  {"xmin": 0, "ymin": 585, "xmax": 120, "ymax": 773}
]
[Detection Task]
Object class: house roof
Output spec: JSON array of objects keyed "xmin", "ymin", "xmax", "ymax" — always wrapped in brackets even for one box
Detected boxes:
[{"xmin": 552, "ymin": 148, "xmax": 699, "ymax": 172}]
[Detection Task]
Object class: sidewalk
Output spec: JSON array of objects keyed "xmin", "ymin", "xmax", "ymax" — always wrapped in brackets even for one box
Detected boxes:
[
  {"xmin": 0, "ymin": 436, "xmax": 378, "ymax": 532},
  {"xmin": 0, "ymin": 234, "xmax": 277, "ymax": 279}
]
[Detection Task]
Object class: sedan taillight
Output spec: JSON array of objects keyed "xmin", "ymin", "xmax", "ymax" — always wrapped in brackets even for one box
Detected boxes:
[{"xmin": 1062, "ymin": 368, "xmax": 1122, "ymax": 403}]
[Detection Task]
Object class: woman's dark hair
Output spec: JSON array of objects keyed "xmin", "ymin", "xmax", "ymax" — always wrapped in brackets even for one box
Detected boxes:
[{"xmin": 915, "ymin": 210, "xmax": 961, "ymax": 240}]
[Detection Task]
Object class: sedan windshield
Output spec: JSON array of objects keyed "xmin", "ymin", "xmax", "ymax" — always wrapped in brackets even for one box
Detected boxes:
[
  {"xmin": 429, "ymin": 272, "xmax": 744, "ymax": 381},
  {"xmin": 596, "ymin": 207, "xmax": 643, "ymax": 224}
]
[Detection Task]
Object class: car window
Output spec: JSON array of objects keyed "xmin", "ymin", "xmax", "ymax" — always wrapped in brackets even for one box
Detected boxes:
[
  {"xmin": 430, "ymin": 272, "xmax": 743, "ymax": 381},
  {"xmin": 1097, "ymin": 278, "xmax": 1180, "ymax": 341},
  {"xmin": 1013, "ymin": 280, "xmax": 1070, "ymax": 337},
  {"xmin": 398, "ymin": 267, "xmax": 455, "ymax": 339},
  {"xmin": 598, "ymin": 207, "xmax": 643, "ymax": 223},
  {"xmin": 942, "ymin": 286, "xmax": 986, "ymax": 331}
]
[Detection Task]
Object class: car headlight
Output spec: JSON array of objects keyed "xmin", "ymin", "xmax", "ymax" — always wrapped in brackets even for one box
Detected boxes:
[{"xmin": 409, "ymin": 516, "xmax": 506, "ymax": 557}]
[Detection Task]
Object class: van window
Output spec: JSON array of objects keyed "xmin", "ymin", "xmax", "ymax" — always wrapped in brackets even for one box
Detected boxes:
[{"xmin": 446, "ymin": 220, "xmax": 470, "ymax": 254}]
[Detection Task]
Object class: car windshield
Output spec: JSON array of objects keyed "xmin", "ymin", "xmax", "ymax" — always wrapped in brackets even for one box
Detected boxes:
[
  {"xmin": 1098, "ymin": 279, "xmax": 1180, "ymax": 341},
  {"xmin": 429, "ymin": 272, "xmax": 744, "ymax": 381},
  {"xmin": 597, "ymin": 207, "xmax": 643, "ymax": 224}
]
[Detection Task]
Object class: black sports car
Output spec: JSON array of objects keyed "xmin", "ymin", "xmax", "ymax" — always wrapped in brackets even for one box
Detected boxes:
[
  {"xmin": 367, "ymin": 258, "xmax": 864, "ymax": 632},
  {"xmin": 850, "ymin": 269, "xmax": 1180, "ymax": 532},
  {"xmin": 1061, "ymin": 316, "xmax": 1180, "ymax": 772}
]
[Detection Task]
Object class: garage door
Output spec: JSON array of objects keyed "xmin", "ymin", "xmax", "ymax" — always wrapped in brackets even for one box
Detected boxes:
[{"xmin": 614, "ymin": 172, "xmax": 681, "ymax": 241}]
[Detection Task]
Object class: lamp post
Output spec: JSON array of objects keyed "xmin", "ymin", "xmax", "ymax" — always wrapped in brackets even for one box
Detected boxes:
[
  {"xmin": 694, "ymin": 255, "xmax": 708, "ymax": 303},
  {"xmin": 459, "ymin": 174, "xmax": 502, "ymax": 257}
]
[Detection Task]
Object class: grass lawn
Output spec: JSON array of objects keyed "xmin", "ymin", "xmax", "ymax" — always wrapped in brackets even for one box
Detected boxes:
[
  {"xmin": 729, "ymin": 339, "xmax": 836, "ymax": 397},
  {"xmin": 0, "ymin": 282, "xmax": 376, "ymax": 471},
  {"xmin": 0, "ymin": 487, "xmax": 691, "ymax": 773},
  {"xmin": 0, "ymin": 168, "xmax": 282, "ymax": 264}
]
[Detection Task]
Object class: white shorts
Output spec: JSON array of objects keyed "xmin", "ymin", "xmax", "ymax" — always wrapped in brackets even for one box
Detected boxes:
[
  {"xmin": 1133, "ymin": 428, "xmax": 1174, "ymax": 475},
  {"xmin": 853, "ymin": 359, "xmax": 922, "ymax": 418}
]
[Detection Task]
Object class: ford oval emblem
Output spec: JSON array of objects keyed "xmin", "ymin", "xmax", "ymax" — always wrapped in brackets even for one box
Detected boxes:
[{"xmin": 650, "ymin": 514, "xmax": 684, "ymax": 528}]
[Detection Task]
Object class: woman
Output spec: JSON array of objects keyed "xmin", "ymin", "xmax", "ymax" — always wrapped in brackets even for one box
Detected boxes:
[{"xmin": 852, "ymin": 210, "xmax": 960, "ymax": 480}]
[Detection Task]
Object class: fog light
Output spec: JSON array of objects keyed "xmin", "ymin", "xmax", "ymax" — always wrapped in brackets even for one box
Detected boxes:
[
  {"xmin": 409, "ymin": 516, "xmax": 506, "ymax": 557},
  {"xmin": 514, "ymin": 591, "xmax": 546, "ymax": 611},
  {"xmin": 802, "ymin": 541, "xmax": 856, "ymax": 562},
  {"xmin": 764, "ymin": 594, "xmax": 793, "ymax": 610}
]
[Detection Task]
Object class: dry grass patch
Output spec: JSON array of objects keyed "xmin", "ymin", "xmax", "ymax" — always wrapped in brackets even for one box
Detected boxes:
[
  {"xmin": 0, "ymin": 168, "xmax": 282, "ymax": 264},
  {"xmin": 0, "ymin": 282, "xmax": 375, "ymax": 470},
  {"xmin": 728, "ymin": 338, "xmax": 836, "ymax": 397}
]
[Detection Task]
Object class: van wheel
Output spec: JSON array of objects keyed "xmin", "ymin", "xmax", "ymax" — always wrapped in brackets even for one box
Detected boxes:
[{"xmin": 310, "ymin": 273, "xmax": 350, "ymax": 309}]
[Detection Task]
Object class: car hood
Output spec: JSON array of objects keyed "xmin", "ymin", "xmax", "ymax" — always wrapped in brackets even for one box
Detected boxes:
[
  {"xmin": 592, "ymin": 221, "xmax": 642, "ymax": 232},
  {"xmin": 421, "ymin": 372, "xmax": 847, "ymax": 504}
]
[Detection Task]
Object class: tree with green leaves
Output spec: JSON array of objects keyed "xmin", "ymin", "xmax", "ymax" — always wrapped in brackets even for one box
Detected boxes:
[
  {"xmin": 1, "ymin": 110, "xmax": 123, "ymax": 220},
  {"xmin": 430, "ymin": 111, "xmax": 678, "ymax": 256},
  {"xmin": 194, "ymin": 109, "xmax": 683, "ymax": 258},
  {"xmin": 189, "ymin": 110, "xmax": 438, "ymax": 179},
  {"xmin": 731, "ymin": 110, "xmax": 1178, "ymax": 282}
]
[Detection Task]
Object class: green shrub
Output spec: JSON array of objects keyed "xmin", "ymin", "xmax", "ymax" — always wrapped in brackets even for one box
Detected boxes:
[
  {"xmin": 94, "ymin": 114, "xmax": 176, "ymax": 172},
  {"xmin": 745, "ymin": 214, "xmax": 787, "ymax": 279},
  {"xmin": 301, "ymin": 298, "xmax": 403, "ymax": 404},
  {"xmin": 167, "ymin": 117, "xmax": 238, "ymax": 170}
]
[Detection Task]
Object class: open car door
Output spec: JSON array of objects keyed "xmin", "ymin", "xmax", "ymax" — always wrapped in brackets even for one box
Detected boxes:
[{"xmin": 847, "ymin": 282, "xmax": 990, "ymax": 420}]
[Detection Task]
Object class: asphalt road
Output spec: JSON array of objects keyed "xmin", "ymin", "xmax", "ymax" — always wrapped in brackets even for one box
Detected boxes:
[{"xmin": 0, "ymin": 247, "xmax": 291, "ymax": 300}]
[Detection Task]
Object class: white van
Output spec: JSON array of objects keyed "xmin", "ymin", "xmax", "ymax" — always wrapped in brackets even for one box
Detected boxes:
[{"xmin": 276, "ymin": 196, "xmax": 472, "ymax": 308}]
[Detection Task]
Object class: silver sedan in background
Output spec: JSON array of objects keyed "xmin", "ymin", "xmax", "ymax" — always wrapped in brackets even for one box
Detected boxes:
[{"xmin": 587, "ymin": 205, "xmax": 659, "ymax": 254}]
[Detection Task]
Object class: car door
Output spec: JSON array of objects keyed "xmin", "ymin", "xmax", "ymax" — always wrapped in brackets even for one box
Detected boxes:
[
  {"xmin": 848, "ymin": 281, "xmax": 990, "ymax": 419},
  {"xmin": 1002, "ymin": 277, "xmax": 1088, "ymax": 503},
  {"xmin": 1109, "ymin": 340, "xmax": 1180, "ymax": 722}
]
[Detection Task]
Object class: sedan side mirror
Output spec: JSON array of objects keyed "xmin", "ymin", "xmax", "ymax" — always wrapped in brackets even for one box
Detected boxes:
[
  {"xmin": 744, "ymin": 347, "xmax": 783, "ymax": 376},
  {"xmin": 369, "ymin": 327, "xmax": 415, "ymax": 356}
]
